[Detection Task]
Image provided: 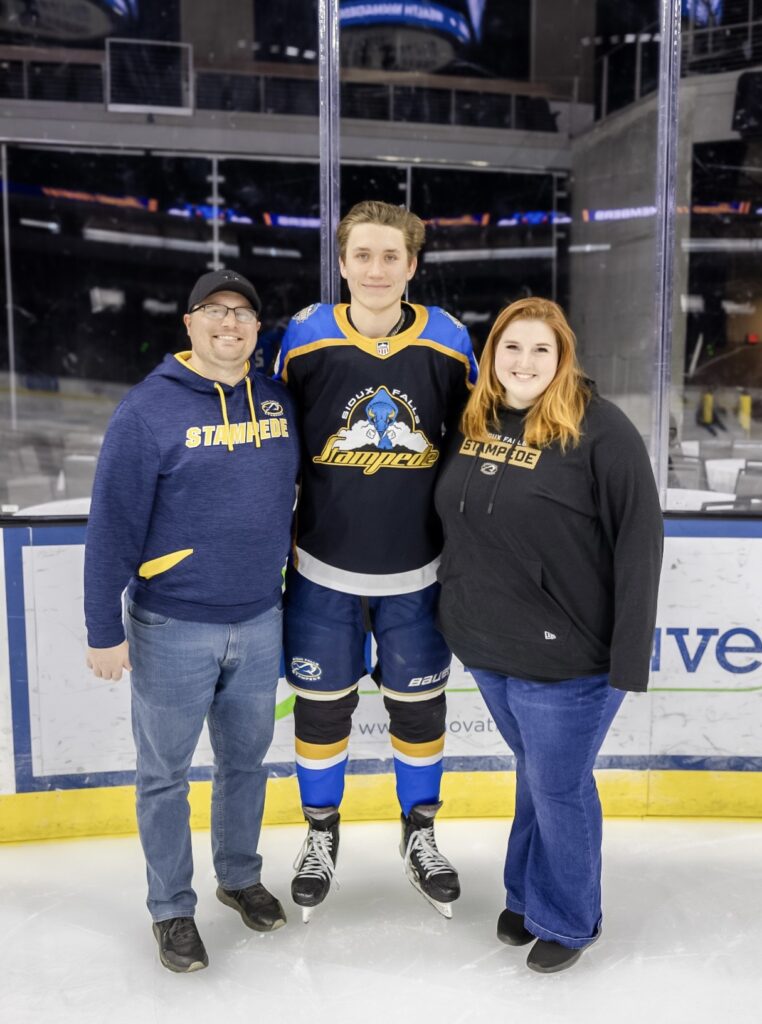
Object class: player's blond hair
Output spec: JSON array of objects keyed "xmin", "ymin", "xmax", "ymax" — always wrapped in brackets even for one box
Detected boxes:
[
  {"xmin": 462, "ymin": 297, "xmax": 590, "ymax": 450},
  {"xmin": 337, "ymin": 201, "xmax": 425, "ymax": 262}
]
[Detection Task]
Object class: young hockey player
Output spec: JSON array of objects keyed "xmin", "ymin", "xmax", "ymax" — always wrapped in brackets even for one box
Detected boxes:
[{"xmin": 275, "ymin": 200, "xmax": 477, "ymax": 920}]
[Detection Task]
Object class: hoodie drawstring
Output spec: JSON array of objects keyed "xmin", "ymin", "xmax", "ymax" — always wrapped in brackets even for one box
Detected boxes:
[
  {"xmin": 459, "ymin": 444, "xmax": 482, "ymax": 513},
  {"xmin": 245, "ymin": 376, "xmax": 262, "ymax": 448},
  {"xmin": 459, "ymin": 438, "xmax": 521, "ymax": 515},
  {"xmin": 212, "ymin": 378, "xmax": 262, "ymax": 453},
  {"xmin": 214, "ymin": 383, "xmax": 235, "ymax": 452},
  {"xmin": 486, "ymin": 439, "xmax": 519, "ymax": 515}
]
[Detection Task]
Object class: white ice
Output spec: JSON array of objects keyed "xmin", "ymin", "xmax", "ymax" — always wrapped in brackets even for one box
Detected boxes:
[{"xmin": 1, "ymin": 817, "xmax": 761, "ymax": 1024}]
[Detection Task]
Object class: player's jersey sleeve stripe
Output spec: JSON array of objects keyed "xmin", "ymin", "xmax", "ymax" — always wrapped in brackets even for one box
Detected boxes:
[
  {"xmin": 279, "ymin": 338, "xmax": 358, "ymax": 380},
  {"xmin": 409, "ymin": 339, "xmax": 477, "ymax": 387}
]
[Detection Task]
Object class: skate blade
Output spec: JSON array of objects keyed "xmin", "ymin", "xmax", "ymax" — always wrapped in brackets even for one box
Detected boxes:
[{"xmin": 404, "ymin": 866, "xmax": 454, "ymax": 919}]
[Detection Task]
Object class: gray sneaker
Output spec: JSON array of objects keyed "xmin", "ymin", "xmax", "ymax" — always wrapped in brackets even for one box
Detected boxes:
[
  {"xmin": 152, "ymin": 916, "xmax": 208, "ymax": 973},
  {"xmin": 216, "ymin": 882, "xmax": 286, "ymax": 932}
]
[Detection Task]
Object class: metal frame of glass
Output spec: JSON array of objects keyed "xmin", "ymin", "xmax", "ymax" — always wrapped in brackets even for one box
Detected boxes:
[{"xmin": 652, "ymin": 0, "xmax": 683, "ymax": 501}]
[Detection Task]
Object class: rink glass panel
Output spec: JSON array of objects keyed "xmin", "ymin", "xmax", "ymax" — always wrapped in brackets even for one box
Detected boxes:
[
  {"xmin": 2, "ymin": 3, "xmax": 760, "ymax": 507},
  {"xmin": 338, "ymin": 0, "xmax": 661, "ymax": 456},
  {"xmin": 0, "ymin": 147, "xmax": 320, "ymax": 512},
  {"xmin": 0, "ymin": 0, "xmax": 320, "ymax": 513},
  {"xmin": 667, "ymin": 3, "xmax": 762, "ymax": 510},
  {"xmin": 2, "ymin": 0, "xmax": 753, "ymax": 512}
]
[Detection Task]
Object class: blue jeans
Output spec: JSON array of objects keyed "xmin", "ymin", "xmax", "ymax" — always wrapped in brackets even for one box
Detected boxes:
[
  {"xmin": 471, "ymin": 669, "xmax": 625, "ymax": 949},
  {"xmin": 126, "ymin": 599, "xmax": 282, "ymax": 922}
]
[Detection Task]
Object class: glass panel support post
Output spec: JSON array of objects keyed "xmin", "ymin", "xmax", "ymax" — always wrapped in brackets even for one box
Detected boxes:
[
  {"xmin": 1, "ymin": 144, "xmax": 17, "ymax": 431},
  {"xmin": 319, "ymin": 0, "xmax": 341, "ymax": 304},
  {"xmin": 206, "ymin": 155, "xmax": 222, "ymax": 271},
  {"xmin": 651, "ymin": 0, "xmax": 682, "ymax": 504}
]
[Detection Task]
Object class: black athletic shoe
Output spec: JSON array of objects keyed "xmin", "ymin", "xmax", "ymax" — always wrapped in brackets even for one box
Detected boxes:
[
  {"xmin": 400, "ymin": 802, "xmax": 460, "ymax": 915},
  {"xmin": 526, "ymin": 939, "xmax": 586, "ymax": 974},
  {"xmin": 152, "ymin": 917, "xmax": 208, "ymax": 973},
  {"xmin": 291, "ymin": 806, "xmax": 340, "ymax": 915},
  {"xmin": 497, "ymin": 908, "xmax": 534, "ymax": 946},
  {"xmin": 216, "ymin": 882, "xmax": 287, "ymax": 932}
]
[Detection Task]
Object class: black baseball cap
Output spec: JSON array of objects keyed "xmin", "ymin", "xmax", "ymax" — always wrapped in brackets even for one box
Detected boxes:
[{"xmin": 187, "ymin": 269, "xmax": 261, "ymax": 315}]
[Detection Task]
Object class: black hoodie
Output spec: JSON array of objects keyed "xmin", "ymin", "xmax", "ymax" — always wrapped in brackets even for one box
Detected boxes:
[{"xmin": 434, "ymin": 395, "xmax": 663, "ymax": 692}]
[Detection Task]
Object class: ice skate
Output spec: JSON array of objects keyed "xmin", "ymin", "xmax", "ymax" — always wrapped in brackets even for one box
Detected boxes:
[
  {"xmin": 291, "ymin": 806, "xmax": 340, "ymax": 923},
  {"xmin": 400, "ymin": 802, "xmax": 460, "ymax": 919}
]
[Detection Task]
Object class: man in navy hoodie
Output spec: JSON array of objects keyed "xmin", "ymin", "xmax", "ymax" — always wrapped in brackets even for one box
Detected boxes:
[{"xmin": 84, "ymin": 269, "xmax": 300, "ymax": 973}]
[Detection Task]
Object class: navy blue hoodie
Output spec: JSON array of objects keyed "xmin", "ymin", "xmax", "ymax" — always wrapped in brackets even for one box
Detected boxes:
[{"xmin": 85, "ymin": 352, "xmax": 300, "ymax": 648}]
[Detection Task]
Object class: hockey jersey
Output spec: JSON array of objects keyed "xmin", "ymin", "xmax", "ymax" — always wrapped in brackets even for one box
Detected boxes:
[{"xmin": 276, "ymin": 301, "xmax": 478, "ymax": 595}]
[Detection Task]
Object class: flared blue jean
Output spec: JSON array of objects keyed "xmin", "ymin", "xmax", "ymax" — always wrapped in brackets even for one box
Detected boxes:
[{"xmin": 471, "ymin": 669, "xmax": 625, "ymax": 949}]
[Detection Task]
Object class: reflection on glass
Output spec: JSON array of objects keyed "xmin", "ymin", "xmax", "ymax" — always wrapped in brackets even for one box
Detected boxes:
[
  {"xmin": 412, "ymin": 168, "xmax": 562, "ymax": 357},
  {"xmin": 339, "ymin": 0, "xmax": 578, "ymax": 132},
  {"xmin": 338, "ymin": 1, "xmax": 658, "ymax": 451},
  {"xmin": 0, "ymin": 0, "xmax": 322, "ymax": 119},
  {"xmin": 2, "ymin": 1, "xmax": 758, "ymax": 517},
  {"xmin": 0, "ymin": 147, "xmax": 319, "ymax": 513},
  {"xmin": 669, "ymin": 1, "xmax": 762, "ymax": 511},
  {"xmin": 0, "ymin": 0, "xmax": 322, "ymax": 516},
  {"xmin": 595, "ymin": 3, "xmax": 661, "ymax": 119},
  {"xmin": 340, "ymin": 162, "xmax": 564, "ymax": 356}
]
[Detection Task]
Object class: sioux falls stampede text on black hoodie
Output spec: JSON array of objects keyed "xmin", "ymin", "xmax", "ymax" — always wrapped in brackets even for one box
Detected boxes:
[{"xmin": 433, "ymin": 395, "xmax": 663, "ymax": 693}]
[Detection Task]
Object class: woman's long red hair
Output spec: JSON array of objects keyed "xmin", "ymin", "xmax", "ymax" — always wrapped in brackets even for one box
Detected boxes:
[{"xmin": 462, "ymin": 297, "xmax": 590, "ymax": 449}]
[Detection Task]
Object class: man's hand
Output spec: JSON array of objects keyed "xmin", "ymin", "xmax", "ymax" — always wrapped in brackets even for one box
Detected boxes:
[{"xmin": 86, "ymin": 641, "xmax": 132, "ymax": 681}]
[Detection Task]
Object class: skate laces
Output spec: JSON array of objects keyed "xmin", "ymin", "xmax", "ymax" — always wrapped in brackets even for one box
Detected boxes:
[
  {"xmin": 404, "ymin": 824, "xmax": 455, "ymax": 878},
  {"xmin": 294, "ymin": 829, "xmax": 340, "ymax": 889}
]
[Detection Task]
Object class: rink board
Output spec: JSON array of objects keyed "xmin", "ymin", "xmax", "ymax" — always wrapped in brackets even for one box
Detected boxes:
[{"xmin": 1, "ymin": 518, "xmax": 762, "ymax": 840}]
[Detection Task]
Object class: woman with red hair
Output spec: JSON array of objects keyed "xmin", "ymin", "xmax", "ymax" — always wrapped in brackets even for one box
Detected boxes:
[{"xmin": 435, "ymin": 298, "xmax": 662, "ymax": 973}]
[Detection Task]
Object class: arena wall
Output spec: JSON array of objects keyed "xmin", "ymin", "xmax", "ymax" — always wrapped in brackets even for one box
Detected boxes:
[{"xmin": 1, "ymin": 518, "xmax": 760, "ymax": 841}]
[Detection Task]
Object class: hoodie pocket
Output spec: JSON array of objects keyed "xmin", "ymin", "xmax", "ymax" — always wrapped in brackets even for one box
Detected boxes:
[
  {"xmin": 440, "ymin": 543, "xmax": 571, "ymax": 645},
  {"xmin": 138, "ymin": 548, "xmax": 194, "ymax": 580}
]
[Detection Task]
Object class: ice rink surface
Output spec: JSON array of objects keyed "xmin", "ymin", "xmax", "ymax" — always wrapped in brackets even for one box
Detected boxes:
[{"xmin": 1, "ymin": 817, "xmax": 761, "ymax": 1024}]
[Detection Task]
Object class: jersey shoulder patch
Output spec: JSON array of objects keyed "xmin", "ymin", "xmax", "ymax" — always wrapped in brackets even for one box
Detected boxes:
[
  {"xmin": 276, "ymin": 303, "xmax": 342, "ymax": 378},
  {"xmin": 424, "ymin": 305, "xmax": 468, "ymax": 335},
  {"xmin": 423, "ymin": 306, "xmax": 471, "ymax": 344},
  {"xmin": 439, "ymin": 308, "xmax": 465, "ymax": 331},
  {"xmin": 293, "ymin": 302, "xmax": 320, "ymax": 324},
  {"xmin": 419, "ymin": 307, "xmax": 477, "ymax": 383}
]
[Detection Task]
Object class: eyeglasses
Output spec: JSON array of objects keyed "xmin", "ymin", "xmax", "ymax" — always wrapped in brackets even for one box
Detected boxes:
[{"xmin": 190, "ymin": 303, "xmax": 258, "ymax": 323}]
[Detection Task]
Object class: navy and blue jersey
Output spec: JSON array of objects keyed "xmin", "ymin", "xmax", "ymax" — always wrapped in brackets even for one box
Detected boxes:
[{"xmin": 275, "ymin": 301, "xmax": 477, "ymax": 595}]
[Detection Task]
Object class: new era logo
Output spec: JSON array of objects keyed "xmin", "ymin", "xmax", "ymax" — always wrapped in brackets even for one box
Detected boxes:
[{"xmin": 544, "ymin": 630, "xmax": 557, "ymax": 640}]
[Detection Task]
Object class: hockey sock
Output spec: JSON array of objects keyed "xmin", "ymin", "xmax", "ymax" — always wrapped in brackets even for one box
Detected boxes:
[
  {"xmin": 385, "ymin": 693, "xmax": 446, "ymax": 816},
  {"xmin": 294, "ymin": 690, "xmax": 359, "ymax": 809}
]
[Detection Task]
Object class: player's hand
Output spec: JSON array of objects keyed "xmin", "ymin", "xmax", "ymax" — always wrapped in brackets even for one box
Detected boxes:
[{"xmin": 86, "ymin": 641, "xmax": 132, "ymax": 681}]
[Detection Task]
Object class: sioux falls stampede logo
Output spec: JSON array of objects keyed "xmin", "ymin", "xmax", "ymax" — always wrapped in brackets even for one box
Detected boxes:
[{"xmin": 313, "ymin": 386, "xmax": 438, "ymax": 476}]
